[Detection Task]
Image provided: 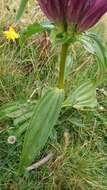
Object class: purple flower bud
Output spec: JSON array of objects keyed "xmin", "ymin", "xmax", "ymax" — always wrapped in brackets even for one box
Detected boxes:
[
  {"xmin": 67, "ymin": 0, "xmax": 107, "ymax": 32},
  {"xmin": 38, "ymin": 0, "xmax": 107, "ymax": 32},
  {"xmin": 38, "ymin": 0, "xmax": 67, "ymax": 23}
]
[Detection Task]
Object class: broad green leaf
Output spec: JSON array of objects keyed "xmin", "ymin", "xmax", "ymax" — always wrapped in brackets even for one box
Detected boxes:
[
  {"xmin": 0, "ymin": 101, "xmax": 24, "ymax": 121},
  {"xmin": 16, "ymin": 0, "xmax": 28, "ymax": 21},
  {"xmin": 89, "ymin": 33, "xmax": 107, "ymax": 84},
  {"xmin": 0, "ymin": 101, "xmax": 36, "ymax": 137},
  {"xmin": 18, "ymin": 88, "xmax": 64, "ymax": 174},
  {"xmin": 63, "ymin": 81, "xmax": 97, "ymax": 109},
  {"xmin": 0, "ymin": 101, "xmax": 36, "ymax": 121},
  {"xmin": 8, "ymin": 121, "xmax": 29, "ymax": 138},
  {"xmin": 80, "ymin": 36, "xmax": 95, "ymax": 54},
  {"xmin": 88, "ymin": 33, "xmax": 107, "ymax": 67},
  {"xmin": 80, "ymin": 32, "xmax": 107, "ymax": 84}
]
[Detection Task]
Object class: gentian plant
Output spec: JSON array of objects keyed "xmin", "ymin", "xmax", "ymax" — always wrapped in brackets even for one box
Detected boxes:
[{"xmin": 10, "ymin": 0, "xmax": 107, "ymax": 173}]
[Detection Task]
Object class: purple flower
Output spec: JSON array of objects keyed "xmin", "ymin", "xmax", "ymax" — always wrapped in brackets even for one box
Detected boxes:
[
  {"xmin": 38, "ymin": 0, "xmax": 107, "ymax": 32},
  {"xmin": 38, "ymin": 0, "xmax": 67, "ymax": 23},
  {"xmin": 67, "ymin": 0, "xmax": 107, "ymax": 32}
]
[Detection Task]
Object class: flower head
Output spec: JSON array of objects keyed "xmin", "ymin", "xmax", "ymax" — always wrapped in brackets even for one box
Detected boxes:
[
  {"xmin": 38, "ymin": 0, "xmax": 66, "ymax": 23},
  {"xmin": 7, "ymin": 136, "xmax": 17, "ymax": 144},
  {"xmin": 4, "ymin": 26, "xmax": 19, "ymax": 42},
  {"xmin": 67, "ymin": 0, "xmax": 107, "ymax": 32},
  {"xmin": 38, "ymin": 0, "xmax": 107, "ymax": 32}
]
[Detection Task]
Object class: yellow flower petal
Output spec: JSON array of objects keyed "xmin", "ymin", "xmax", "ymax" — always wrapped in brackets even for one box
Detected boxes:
[{"xmin": 3, "ymin": 26, "xmax": 19, "ymax": 42}]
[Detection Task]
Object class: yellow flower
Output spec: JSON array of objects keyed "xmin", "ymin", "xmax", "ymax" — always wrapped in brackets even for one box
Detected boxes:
[{"xmin": 3, "ymin": 26, "xmax": 19, "ymax": 42}]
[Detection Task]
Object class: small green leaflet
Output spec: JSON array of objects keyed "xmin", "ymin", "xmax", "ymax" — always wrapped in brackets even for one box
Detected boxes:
[
  {"xmin": 63, "ymin": 81, "xmax": 97, "ymax": 109},
  {"xmin": 18, "ymin": 88, "xmax": 64, "ymax": 174},
  {"xmin": 21, "ymin": 23, "xmax": 46, "ymax": 37},
  {"xmin": 19, "ymin": 22, "xmax": 47, "ymax": 46},
  {"xmin": 19, "ymin": 21, "xmax": 54, "ymax": 46}
]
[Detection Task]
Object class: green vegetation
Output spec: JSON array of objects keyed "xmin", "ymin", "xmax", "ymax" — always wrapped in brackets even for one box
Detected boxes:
[{"xmin": 0, "ymin": 1, "xmax": 107, "ymax": 190}]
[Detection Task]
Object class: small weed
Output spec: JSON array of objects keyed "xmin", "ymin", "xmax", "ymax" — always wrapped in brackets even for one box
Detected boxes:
[{"xmin": 0, "ymin": 1, "xmax": 107, "ymax": 190}]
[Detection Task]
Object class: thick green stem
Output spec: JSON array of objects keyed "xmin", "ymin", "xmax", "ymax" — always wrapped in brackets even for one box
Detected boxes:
[{"xmin": 58, "ymin": 43, "xmax": 69, "ymax": 89}]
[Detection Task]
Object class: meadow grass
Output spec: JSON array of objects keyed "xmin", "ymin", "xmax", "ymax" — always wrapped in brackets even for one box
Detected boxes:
[{"xmin": 0, "ymin": 1, "xmax": 107, "ymax": 190}]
